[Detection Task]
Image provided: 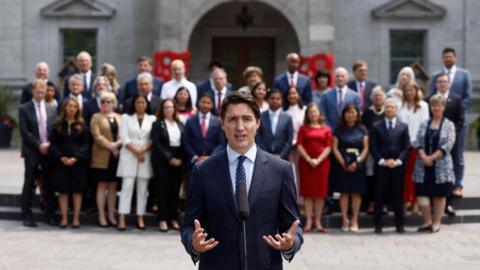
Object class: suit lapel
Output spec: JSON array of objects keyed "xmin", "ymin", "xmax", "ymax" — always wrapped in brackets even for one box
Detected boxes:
[
  {"xmin": 274, "ymin": 113, "xmax": 283, "ymax": 136},
  {"xmin": 193, "ymin": 115, "xmax": 203, "ymax": 140},
  {"xmin": 214, "ymin": 151, "xmax": 240, "ymax": 222},
  {"xmin": 283, "ymin": 74, "xmax": 289, "ymax": 89},
  {"xmin": 248, "ymin": 149, "xmax": 268, "ymax": 208},
  {"xmin": 263, "ymin": 113, "xmax": 273, "ymax": 137},
  {"xmin": 28, "ymin": 102, "xmax": 40, "ymax": 137}
]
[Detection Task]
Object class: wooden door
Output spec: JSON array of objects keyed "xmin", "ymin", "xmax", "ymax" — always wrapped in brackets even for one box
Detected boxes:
[{"xmin": 212, "ymin": 37, "xmax": 275, "ymax": 90}]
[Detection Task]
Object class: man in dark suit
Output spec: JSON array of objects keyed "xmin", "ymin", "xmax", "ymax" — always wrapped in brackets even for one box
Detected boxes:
[
  {"xmin": 197, "ymin": 68, "xmax": 232, "ymax": 116},
  {"xmin": 197, "ymin": 60, "xmax": 233, "ymax": 100},
  {"xmin": 181, "ymin": 91, "xmax": 302, "ymax": 269},
  {"xmin": 183, "ymin": 93, "xmax": 226, "ymax": 166},
  {"xmin": 20, "ymin": 62, "xmax": 61, "ymax": 104},
  {"xmin": 429, "ymin": 47, "xmax": 472, "ymax": 198},
  {"xmin": 255, "ymin": 89, "xmax": 293, "ymax": 161},
  {"xmin": 320, "ymin": 67, "xmax": 361, "ymax": 131},
  {"xmin": 63, "ymin": 51, "xmax": 96, "ymax": 99},
  {"xmin": 429, "ymin": 73, "xmax": 465, "ymax": 216},
  {"xmin": 19, "ymin": 79, "xmax": 58, "ymax": 227},
  {"xmin": 370, "ymin": 98, "xmax": 410, "ymax": 234},
  {"xmin": 273, "ymin": 53, "xmax": 312, "ymax": 104},
  {"xmin": 120, "ymin": 56, "xmax": 163, "ymax": 103},
  {"xmin": 123, "ymin": 73, "xmax": 160, "ymax": 115},
  {"xmin": 347, "ymin": 60, "xmax": 377, "ymax": 112}
]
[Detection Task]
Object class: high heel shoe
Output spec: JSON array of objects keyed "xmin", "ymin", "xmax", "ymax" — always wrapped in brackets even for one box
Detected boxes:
[
  {"xmin": 136, "ymin": 221, "xmax": 146, "ymax": 230},
  {"xmin": 159, "ymin": 221, "xmax": 169, "ymax": 232},
  {"xmin": 171, "ymin": 220, "xmax": 180, "ymax": 231}
]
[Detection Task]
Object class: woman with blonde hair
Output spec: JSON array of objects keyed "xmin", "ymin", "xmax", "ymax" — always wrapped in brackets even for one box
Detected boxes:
[
  {"xmin": 398, "ymin": 81, "xmax": 429, "ymax": 215},
  {"xmin": 90, "ymin": 92, "xmax": 122, "ymax": 227},
  {"xmin": 388, "ymin": 66, "xmax": 416, "ymax": 104},
  {"xmin": 101, "ymin": 63, "xmax": 121, "ymax": 94}
]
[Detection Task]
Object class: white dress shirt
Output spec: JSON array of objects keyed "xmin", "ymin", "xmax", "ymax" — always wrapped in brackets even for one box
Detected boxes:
[
  {"xmin": 336, "ymin": 86, "xmax": 348, "ymax": 105},
  {"xmin": 165, "ymin": 120, "xmax": 181, "ymax": 147},
  {"xmin": 444, "ymin": 65, "xmax": 457, "ymax": 83},
  {"xmin": 227, "ymin": 144, "xmax": 257, "ymax": 195},
  {"xmin": 398, "ymin": 101, "xmax": 429, "ymax": 145},
  {"xmin": 161, "ymin": 78, "xmax": 197, "ymax": 108},
  {"xmin": 269, "ymin": 109, "xmax": 281, "ymax": 135},
  {"xmin": 69, "ymin": 93, "xmax": 83, "ymax": 110},
  {"xmin": 287, "ymin": 71, "xmax": 299, "ymax": 86},
  {"xmin": 378, "ymin": 117, "xmax": 403, "ymax": 166},
  {"xmin": 213, "ymin": 86, "xmax": 227, "ymax": 109}
]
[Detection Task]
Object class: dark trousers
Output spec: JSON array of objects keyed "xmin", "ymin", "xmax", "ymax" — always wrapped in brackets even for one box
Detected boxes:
[
  {"xmin": 22, "ymin": 156, "xmax": 56, "ymax": 219},
  {"xmin": 152, "ymin": 147, "xmax": 183, "ymax": 221},
  {"xmin": 374, "ymin": 165, "xmax": 405, "ymax": 228},
  {"xmin": 446, "ymin": 128, "xmax": 465, "ymax": 206}
]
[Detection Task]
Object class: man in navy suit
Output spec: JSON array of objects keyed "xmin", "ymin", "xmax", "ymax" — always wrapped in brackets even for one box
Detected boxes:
[
  {"xmin": 181, "ymin": 90, "xmax": 302, "ymax": 269},
  {"xmin": 20, "ymin": 62, "xmax": 61, "ymax": 104},
  {"xmin": 183, "ymin": 93, "xmax": 226, "ymax": 166},
  {"xmin": 59, "ymin": 74, "xmax": 88, "ymax": 113},
  {"xmin": 122, "ymin": 73, "xmax": 161, "ymax": 115},
  {"xmin": 63, "ymin": 51, "xmax": 96, "ymax": 99},
  {"xmin": 320, "ymin": 67, "xmax": 361, "ymax": 131},
  {"xmin": 197, "ymin": 60, "xmax": 233, "ymax": 98},
  {"xmin": 347, "ymin": 60, "xmax": 377, "ymax": 112},
  {"xmin": 197, "ymin": 68, "xmax": 232, "ymax": 116},
  {"xmin": 255, "ymin": 89, "xmax": 293, "ymax": 161},
  {"xmin": 19, "ymin": 79, "xmax": 58, "ymax": 227},
  {"xmin": 273, "ymin": 53, "xmax": 312, "ymax": 104},
  {"xmin": 429, "ymin": 47, "xmax": 472, "ymax": 198},
  {"xmin": 370, "ymin": 98, "xmax": 410, "ymax": 234},
  {"xmin": 120, "ymin": 56, "xmax": 163, "ymax": 103}
]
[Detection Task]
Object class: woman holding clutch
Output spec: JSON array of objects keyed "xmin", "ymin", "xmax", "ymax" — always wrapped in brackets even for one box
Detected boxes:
[{"xmin": 332, "ymin": 104, "xmax": 369, "ymax": 232}]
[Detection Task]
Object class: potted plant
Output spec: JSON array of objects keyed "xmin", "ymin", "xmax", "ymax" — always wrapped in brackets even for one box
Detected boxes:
[{"xmin": 0, "ymin": 86, "xmax": 17, "ymax": 148}]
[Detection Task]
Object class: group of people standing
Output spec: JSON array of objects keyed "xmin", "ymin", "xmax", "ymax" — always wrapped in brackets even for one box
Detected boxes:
[{"xmin": 19, "ymin": 47, "xmax": 470, "ymax": 235}]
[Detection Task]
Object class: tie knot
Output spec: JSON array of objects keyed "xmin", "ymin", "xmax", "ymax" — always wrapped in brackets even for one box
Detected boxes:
[
  {"xmin": 202, "ymin": 114, "xmax": 207, "ymax": 119},
  {"xmin": 237, "ymin": 155, "xmax": 246, "ymax": 166}
]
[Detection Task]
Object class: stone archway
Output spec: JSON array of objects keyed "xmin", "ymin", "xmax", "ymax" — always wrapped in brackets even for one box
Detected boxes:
[{"xmin": 186, "ymin": 1, "xmax": 302, "ymax": 87}]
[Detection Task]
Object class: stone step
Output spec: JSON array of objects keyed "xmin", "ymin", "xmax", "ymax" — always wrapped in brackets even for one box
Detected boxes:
[{"xmin": 1, "ymin": 206, "xmax": 479, "ymax": 229}]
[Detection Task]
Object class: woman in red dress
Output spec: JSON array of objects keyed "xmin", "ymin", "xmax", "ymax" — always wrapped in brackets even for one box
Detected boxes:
[{"xmin": 296, "ymin": 103, "xmax": 332, "ymax": 232}]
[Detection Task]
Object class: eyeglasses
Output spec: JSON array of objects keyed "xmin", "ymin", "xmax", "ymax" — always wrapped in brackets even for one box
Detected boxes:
[{"xmin": 101, "ymin": 100, "xmax": 112, "ymax": 104}]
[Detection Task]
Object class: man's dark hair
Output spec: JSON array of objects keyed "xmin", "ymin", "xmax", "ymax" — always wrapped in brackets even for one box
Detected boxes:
[
  {"xmin": 266, "ymin": 88, "xmax": 282, "ymax": 100},
  {"xmin": 220, "ymin": 90, "xmax": 260, "ymax": 120},
  {"xmin": 208, "ymin": 59, "xmax": 224, "ymax": 71},
  {"xmin": 352, "ymin": 60, "xmax": 367, "ymax": 72},
  {"xmin": 198, "ymin": 91, "xmax": 215, "ymax": 104},
  {"xmin": 442, "ymin": 47, "xmax": 456, "ymax": 56},
  {"xmin": 436, "ymin": 72, "xmax": 450, "ymax": 82}
]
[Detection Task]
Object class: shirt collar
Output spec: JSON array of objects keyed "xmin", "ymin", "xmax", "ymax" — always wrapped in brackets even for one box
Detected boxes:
[
  {"xmin": 287, "ymin": 71, "xmax": 298, "ymax": 77},
  {"xmin": 444, "ymin": 65, "xmax": 457, "ymax": 74},
  {"xmin": 32, "ymin": 99, "xmax": 45, "ymax": 107},
  {"xmin": 82, "ymin": 70, "xmax": 92, "ymax": 77},
  {"xmin": 337, "ymin": 85, "xmax": 348, "ymax": 92},
  {"xmin": 227, "ymin": 144, "xmax": 257, "ymax": 165},
  {"xmin": 198, "ymin": 111, "xmax": 211, "ymax": 119},
  {"xmin": 269, "ymin": 108, "xmax": 281, "ymax": 116},
  {"xmin": 385, "ymin": 117, "xmax": 397, "ymax": 126}
]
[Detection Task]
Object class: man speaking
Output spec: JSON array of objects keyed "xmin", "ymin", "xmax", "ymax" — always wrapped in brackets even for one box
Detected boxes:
[{"xmin": 181, "ymin": 90, "xmax": 303, "ymax": 269}]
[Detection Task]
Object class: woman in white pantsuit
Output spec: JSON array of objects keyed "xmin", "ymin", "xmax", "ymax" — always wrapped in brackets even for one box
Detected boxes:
[{"xmin": 116, "ymin": 95, "xmax": 156, "ymax": 231}]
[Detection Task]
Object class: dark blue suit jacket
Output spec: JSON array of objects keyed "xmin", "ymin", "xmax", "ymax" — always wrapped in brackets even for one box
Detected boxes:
[
  {"xmin": 370, "ymin": 119, "xmax": 410, "ymax": 163},
  {"xmin": 255, "ymin": 111, "xmax": 293, "ymax": 160},
  {"xmin": 120, "ymin": 77, "xmax": 163, "ymax": 103},
  {"xmin": 196, "ymin": 82, "xmax": 233, "ymax": 116},
  {"xmin": 273, "ymin": 73, "xmax": 312, "ymax": 104},
  {"xmin": 347, "ymin": 80, "xmax": 377, "ymax": 111},
  {"xmin": 429, "ymin": 68, "xmax": 472, "ymax": 109},
  {"xmin": 83, "ymin": 98, "xmax": 100, "ymax": 126},
  {"xmin": 319, "ymin": 88, "xmax": 361, "ymax": 131},
  {"xmin": 183, "ymin": 114, "xmax": 226, "ymax": 164},
  {"xmin": 181, "ymin": 148, "xmax": 303, "ymax": 270}
]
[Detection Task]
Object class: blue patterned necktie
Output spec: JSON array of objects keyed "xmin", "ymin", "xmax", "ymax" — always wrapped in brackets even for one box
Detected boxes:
[{"xmin": 235, "ymin": 156, "xmax": 247, "ymax": 201}]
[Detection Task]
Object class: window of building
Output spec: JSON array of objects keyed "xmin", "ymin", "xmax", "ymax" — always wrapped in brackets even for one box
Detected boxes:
[
  {"xmin": 61, "ymin": 29, "xmax": 97, "ymax": 70},
  {"xmin": 390, "ymin": 30, "xmax": 427, "ymax": 84}
]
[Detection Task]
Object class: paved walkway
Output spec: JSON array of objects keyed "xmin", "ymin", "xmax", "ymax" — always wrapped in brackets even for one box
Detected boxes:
[
  {"xmin": 0, "ymin": 220, "xmax": 479, "ymax": 270},
  {"xmin": 1, "ymin": 149, "xmax": 479, "ymax": 196}
]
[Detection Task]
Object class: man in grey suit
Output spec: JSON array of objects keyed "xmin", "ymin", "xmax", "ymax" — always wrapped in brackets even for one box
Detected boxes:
[
  {"xmin": 123, "ymin": 72, "xmax": 160, "ymax": 115},
  {"xmin": 347, "ymin": 60, "xmax": 377, "ymax": 112},
  {"xmin": 255, "ymin": 89, "xmax": 294, "ymax": 161},
  {"xmin": 19, "ymin": 79, "xmax": 57, "ymax": 227},
  {"xmin": 320, "ymin": 67, "xmax": 361, "ymax": 131},
  {"xmin": 429, "ymin": 47, "xmax": 472, "ymax": 200}
]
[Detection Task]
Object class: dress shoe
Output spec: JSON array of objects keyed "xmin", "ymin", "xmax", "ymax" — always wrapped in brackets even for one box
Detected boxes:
[
  {"xmin": 171, "ymin": 220, "xmax": 180, "ymax": 231},
  {"xmin": 316, "ymin": 227, "xmax": 327, "ymax": 233},
  {"xmin": 159, "ymin": 221, "xmax": 169, "ymax": 232},
  {"xmin": 374, "ymin": 227, "xmax": 382, "ymax": 234},
  {"xmin": 396, "ymin": 226, "xmax": 405, "ymax": 234},
  {"xmin": 431, "ymin": 225, "xmax": 441, "ymax": 233},
  {"xmin": 71, "ymin": 224, "xmax": 81, "ymax": 229},
  {"xmin": 417, "ymin": 224, "xmax": 432, "ymax": 232},
  {"xmin": 23, "ymin": 219, "xmax": 38, "ymax": 228},
  {"xmin": 445, "ymin": 205, "xmax": 456, "ymax": 217},
  {"xmin": 136, "ymin": 223, "xmax": 146, "ymax": 230},
  {"xmin": 98, "ymin": 221, "xmax": 109, "ymax": 228},
  {"xmin": 59, "ymin": 223, "xmax": 67, "ymax": 229}
]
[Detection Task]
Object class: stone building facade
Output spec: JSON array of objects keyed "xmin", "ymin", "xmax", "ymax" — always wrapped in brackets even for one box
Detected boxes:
[{"xmin": 1, "ymin": 0, "xmax": 479, "ymax": 91}]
